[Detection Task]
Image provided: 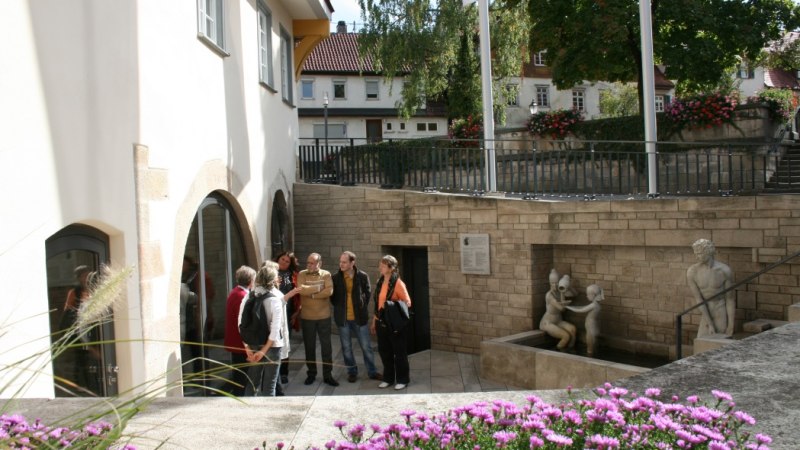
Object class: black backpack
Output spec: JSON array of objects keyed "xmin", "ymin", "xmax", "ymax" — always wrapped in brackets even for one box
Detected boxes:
[{"xmin": 239, "ymin": 291, "xmax": 273, "ymax": 348}]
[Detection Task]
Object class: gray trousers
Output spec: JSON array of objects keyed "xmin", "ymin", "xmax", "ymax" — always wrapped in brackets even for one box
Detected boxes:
[
  {"xmin": 301, "ymin": 317, "xmax": 333, "ymax": 378},
  {"xmin": 245, "ymin": 347, "xmax": 282, "ymax": 396}
]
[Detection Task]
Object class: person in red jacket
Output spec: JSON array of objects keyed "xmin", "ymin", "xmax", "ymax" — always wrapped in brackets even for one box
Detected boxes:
[{"xmin": 224, "ymin": 265, "xmax": 256, "ymax": 396}]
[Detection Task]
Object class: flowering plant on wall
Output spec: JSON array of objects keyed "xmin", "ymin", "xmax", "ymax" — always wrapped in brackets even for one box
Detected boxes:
[
  {"xmin": 748, "ymin": 88, "xmax": 794, "ymax": 123},
  {"xmin": 665, "ymin": 92, "xmax": 738, "ymax": 130},
  {"xmin": 267, "ymin": 385, "xmax": 773, "ymax": 449},
  {"xmin": 527, "ymin": 109, "xmax": 584, "ymax": 139},
  {"xmin": 448, "ymin": 114, "xmax": 483, "ymax": 147}
]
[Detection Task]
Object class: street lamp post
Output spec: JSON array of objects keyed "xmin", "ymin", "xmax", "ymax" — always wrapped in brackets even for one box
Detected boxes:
[{"xmin": 323, "ymin": 91, "xmax": 329, "ymax": 149}]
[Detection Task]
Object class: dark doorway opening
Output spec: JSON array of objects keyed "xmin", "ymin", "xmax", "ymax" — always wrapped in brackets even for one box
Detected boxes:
[{"xmin": 385, "ymin": 246, "xmax": 431, "ymax": 354}]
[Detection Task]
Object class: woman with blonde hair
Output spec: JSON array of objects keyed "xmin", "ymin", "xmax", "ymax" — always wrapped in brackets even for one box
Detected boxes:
[
  {"xmin": 241, "ymin": 262, "xmax": 298, "ymax": 396},
  {"xmin": 370, "ymin": 255, "xmax": 412, "ymax": 390}
]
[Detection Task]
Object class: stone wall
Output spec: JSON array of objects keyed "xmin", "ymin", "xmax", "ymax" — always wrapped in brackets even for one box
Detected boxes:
[{"xmin": 293, "ymin": 183, "xmax": 800, "ymax": 357}]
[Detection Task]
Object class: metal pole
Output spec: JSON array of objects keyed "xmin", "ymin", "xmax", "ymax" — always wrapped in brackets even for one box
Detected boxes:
[
  {"xmin": 323, "ymin": 91, "xmax": 329, "ymax": 149},
  {"xmin": 639, "ymin": 0, "xmax": 658, "ymax": 196},
  {"xmin": 477, "ymin": 0, "xmax": 496, "ymax": 192}
]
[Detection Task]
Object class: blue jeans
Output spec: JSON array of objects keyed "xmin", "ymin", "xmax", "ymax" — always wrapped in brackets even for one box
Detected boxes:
[{"xmin": 339, "ymin": 320, "xmax": 379, "ymax": 377}]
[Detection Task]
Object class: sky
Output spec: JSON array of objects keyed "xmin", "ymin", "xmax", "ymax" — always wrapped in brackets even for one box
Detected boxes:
[{"xmin": 331, "ymin": 0, "xmax": 364, "ymax": 31}]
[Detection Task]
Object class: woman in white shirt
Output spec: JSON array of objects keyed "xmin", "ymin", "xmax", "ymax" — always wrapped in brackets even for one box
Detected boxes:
[{"xmin": 241, "ymin": 261, "xmax": 299, "ymax": 396}]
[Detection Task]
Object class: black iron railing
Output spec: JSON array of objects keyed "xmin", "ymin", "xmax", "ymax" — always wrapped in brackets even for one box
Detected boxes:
[
  {"xmin": 674, "ymin": 249, "xmax": 800, "ymax": 359},
  {"xmin": 298, "ymin": 138, "xmax": 798, "ymax": 197}
]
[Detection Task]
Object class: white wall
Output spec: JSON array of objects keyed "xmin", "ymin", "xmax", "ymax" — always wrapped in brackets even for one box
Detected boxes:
[
  {"xmin": 1, "ymin": 0, "xmax": 141, "ymax": 397},
  {"xmin": 1, "ymin": 0, "xmax": 317, "ymax": 398}
]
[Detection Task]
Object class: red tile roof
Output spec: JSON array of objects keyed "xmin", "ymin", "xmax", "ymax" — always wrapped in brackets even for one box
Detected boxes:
[
  {"xmin": 302, "ymin": 32, "xmax": 377, "ymax": 73},
  {"xmin": 765, "ymin": 68, "xmax": 800, "ymax": 90}
]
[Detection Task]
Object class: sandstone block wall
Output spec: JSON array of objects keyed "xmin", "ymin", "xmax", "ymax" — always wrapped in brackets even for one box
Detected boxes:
[{"xmin": 293, "ymin": 183, "xmax": 800, "ymax": 356}]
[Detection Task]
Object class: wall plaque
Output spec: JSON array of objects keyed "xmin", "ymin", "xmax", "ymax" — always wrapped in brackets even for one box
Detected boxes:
[{"xmin": 460, "ymin": 233, "xmax": 490, "ymax": 275}]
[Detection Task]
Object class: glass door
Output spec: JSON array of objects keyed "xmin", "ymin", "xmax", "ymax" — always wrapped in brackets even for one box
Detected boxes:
[
  {"xmin": 181, "ymin": 194, "xmax": 246, "ymax": 395},
  {"xmin": 46, "ymin": 225, "xmax": 117, "ymax": 397}
]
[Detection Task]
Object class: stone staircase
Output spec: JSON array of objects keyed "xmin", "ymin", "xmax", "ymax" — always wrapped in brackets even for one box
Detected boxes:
[{"xmin": 765, "ymin": 143, "xmax": 800, "ymax": 191}]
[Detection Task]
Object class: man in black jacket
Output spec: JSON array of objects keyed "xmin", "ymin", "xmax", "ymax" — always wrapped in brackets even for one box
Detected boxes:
[{"xmin": 332, "ymin": 251, "xmax": 382, "ymax": 383}]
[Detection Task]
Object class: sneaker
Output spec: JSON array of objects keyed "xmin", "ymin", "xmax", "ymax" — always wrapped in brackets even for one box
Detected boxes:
[
  {"xmin": 394, "ymin": 383, "xmax": 407, "ymax": 390},
  {"xmin": 378, "ymin": 381, "xmax": 391, "ymax": 389},
  {"xmin": 280, "ymin": 375, "xmax": 289, "ymax": 384},
  {"xmin": 323, "ymin": 377, "xmax": 340, "ymax": 387},
  {"xmin": 304, "ymin": 375, "xmax": 316, "ymax": 385},
  {"xmin": 368, "ymin": 373, "xmax": 383, "ymax": 381},
  {"xmin": 347, "ymin": 373, "xmax": 358, "ymax": 383}
]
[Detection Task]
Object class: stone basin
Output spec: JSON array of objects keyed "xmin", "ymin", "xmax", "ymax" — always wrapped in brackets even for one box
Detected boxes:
[{"xmin": 480, "ymin": 330, "xmax": 662, "ymax": 390}]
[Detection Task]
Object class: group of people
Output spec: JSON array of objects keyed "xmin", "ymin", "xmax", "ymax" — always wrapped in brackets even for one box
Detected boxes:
[{"xmin": 223, "ymin": 251, "xmax": 412, "ymax": 397}]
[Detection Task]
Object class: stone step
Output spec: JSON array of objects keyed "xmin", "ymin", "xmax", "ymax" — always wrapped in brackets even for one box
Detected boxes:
[{"xmin": 742, "ymin": 318, "xmax": 788, "ymax": 333}]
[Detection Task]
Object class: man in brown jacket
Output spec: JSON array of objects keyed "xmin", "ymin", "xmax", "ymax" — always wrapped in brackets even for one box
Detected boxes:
[{"xmin": 297, "ymin": 253, "xmax": 337, "ymax": 386}]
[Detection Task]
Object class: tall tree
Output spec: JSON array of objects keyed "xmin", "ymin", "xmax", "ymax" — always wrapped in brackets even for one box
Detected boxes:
[
  {"xmin": 508, "ymin": 0, "xmax": 799, "ymax": 109},
  {"xmin": 357, "ymin": 0, "xmax": 530, "ymax": 123}
]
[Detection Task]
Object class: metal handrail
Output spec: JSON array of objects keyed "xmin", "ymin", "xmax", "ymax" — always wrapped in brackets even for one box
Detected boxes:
[{"xmin": 675, "ymin": 249, "xmax": 800, "ymax": 359}]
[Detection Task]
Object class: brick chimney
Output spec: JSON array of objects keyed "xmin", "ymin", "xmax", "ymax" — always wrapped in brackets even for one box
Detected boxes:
[{"xmin": 336, "ymin": 20, "xmax": 347, "ymax": 34}]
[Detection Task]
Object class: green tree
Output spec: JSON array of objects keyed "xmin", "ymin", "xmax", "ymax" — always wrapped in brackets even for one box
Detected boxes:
[
  {"xmin": 598, "ymin": 82, "xmax": 639, "ymax": 117},
  {"xmin": 357, "ymin": 0, "xmax": 530, "ymax": 124},
  {"xmin": 508, "ymin": 0, "xmax": 799, "ymax": 111},
  {"xmin": 761, "ymin": 32, "xmax": 800, "ymax": 71},
  {"xmin": 447, "ymin": 33, "xmax": 481, "ymax": 119}
]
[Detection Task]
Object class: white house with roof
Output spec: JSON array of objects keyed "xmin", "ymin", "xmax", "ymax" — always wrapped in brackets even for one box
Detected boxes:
[
  {"xmin": 736, "ymin": 31, "xmax": 800, "ymax": 102},
  {"xmin": 502, "ymin": 52, "xmax": 676, "ymax": 129},
  {"xmin": 2, "ymin": 0, "xmax": 331, "ymax": 398},
  {"xmin": 297, "ymin": 22, "xmax": 449, "ymax": 144}
]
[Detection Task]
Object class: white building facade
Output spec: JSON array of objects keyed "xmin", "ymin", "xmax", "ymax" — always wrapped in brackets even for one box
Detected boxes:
[{"xmin": 1, "ymin": 0, "xmax": 331, "ymax": 398}]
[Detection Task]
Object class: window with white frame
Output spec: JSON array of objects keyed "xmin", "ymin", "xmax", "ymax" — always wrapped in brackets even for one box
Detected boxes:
[
  {"xmin": 737, "ymin": 63, "xmax": 754, "ymax": 79},
  {"xmin": 572, "ymin": 89, "xmax": 585, "ymax": 111},
  {"xmin": 416, "ymin": 123, "xmax": 426, "ymax": 131},
  {"xmin": 655, "ymin": 95, "xmax": 665, "ymax": 112},
  {"xmin": 399, "ymin": 122, "xmax": 406, "ymax": 131},
  {"xmin": 313, "ymin": 123, "xmax": 347, "ymax": 139},
  {"xmin": 386, "ymin": 122, "xmax": 393, "ymax": 131},
  {"xmin": 365, "ymin": 80, "xmax": 379, "ymax": 100},
  {"xmin": 428, "ymin": 123, "xmax": 438, "ymax": 131},
  {"xmin": 536, "ymin": 85, "xmax": 550, "ymax": 108},
  {"xmin": 301, "ymin": 80, "xmax": 314, "ymax": 99},
  {"xmin": 533, "ymin": 50, "xmax": 547, "ymax": 66},
  {"xmin": 279, "ymin": 27, "xmax": 293, "ymax": 103},
  {"xmin": 257, "ymin": 4, "xmax": 273, "ymax": 87},
  {"xmin": 506, "ymin": 84, "xmax": 519, "ymax": 106},
  {"xmin": 198, "ymin": 0, "xmax": 225, "ymax": 51},
  {"xmin": 333, "ymin": 80, "xmax": 346, "ymax": 99}
]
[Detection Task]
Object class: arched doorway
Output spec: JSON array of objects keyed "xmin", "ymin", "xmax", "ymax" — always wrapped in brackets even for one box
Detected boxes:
[
  {"xmin": 45, "ymin": 224, "xmax": 117, "ymax": 397},
  {"xmin": 180, "ymin": 192, "xmax": 247, "ymax": 395},
  {"xmin": 271, "ymin": 190, "xmax": 291, "ymax": 256}
]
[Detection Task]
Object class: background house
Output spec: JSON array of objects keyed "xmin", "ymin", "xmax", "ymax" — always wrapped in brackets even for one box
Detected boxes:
[
  {"xmin": 736, "ymin": 32, "xmax": 800, "ymax": 102},
  {"xmin": 503, "ymin": 53, "xmax": 676, "ymax": 129},
  {"xmin": 297, "ymin": 22, "xmax": 449, "ymax": 144},
  {"xmin": 2, "ymin": 0, "xmax": 331, "ymax": 398}
]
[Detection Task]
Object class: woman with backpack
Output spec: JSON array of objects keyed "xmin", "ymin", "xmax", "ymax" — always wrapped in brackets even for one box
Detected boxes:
[
  {"xmin": 241, "ymin": 262, "xmax": 299, "ymax": 396},
  {"xmin": 370, "ymin": 255, "xmax": 412, "ymax": 390}
]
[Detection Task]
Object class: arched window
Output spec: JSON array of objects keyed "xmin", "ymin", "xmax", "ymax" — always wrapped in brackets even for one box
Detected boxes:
[
  {"xmin": 45, "ymin": 224, "xmax": 116, "ymax": 397},
  {"xmin": 270, "ymin": 190, "xmax": 291, "ymax": 256}
]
